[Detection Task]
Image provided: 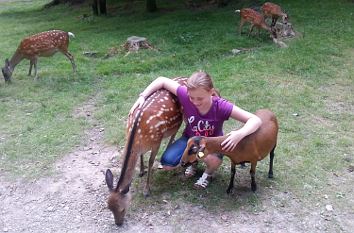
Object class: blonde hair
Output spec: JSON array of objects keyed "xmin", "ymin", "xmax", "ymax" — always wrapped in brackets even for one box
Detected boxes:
[{"xmin": 186, "ymin": 71, "xmax": 214, "ymax": 91}]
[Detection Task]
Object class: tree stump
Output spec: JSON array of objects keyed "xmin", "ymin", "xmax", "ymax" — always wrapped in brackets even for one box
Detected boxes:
[
  {"xmin": 123, "ymin": 36, "xmax": 155, "ymax": 52},
  {"xmin": 274, "ymin": 22, "xmax": 296, "ymax": 38}
]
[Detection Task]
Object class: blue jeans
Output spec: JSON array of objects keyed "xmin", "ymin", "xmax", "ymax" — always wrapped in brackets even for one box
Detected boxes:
[{"xmin": 160, "ymin": 136, "xmax": 188, "ymax": 167}]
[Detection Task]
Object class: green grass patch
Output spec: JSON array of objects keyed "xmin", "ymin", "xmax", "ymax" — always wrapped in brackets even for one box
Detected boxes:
[{"xmin": 0, "ymin": 0, "xmax": 353, "ymax": 212}]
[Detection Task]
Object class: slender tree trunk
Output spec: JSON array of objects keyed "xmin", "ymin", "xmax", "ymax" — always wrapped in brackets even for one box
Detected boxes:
[
  {"xmin": 146, "ymin": 0, "xmax": 157, "ymax": 12},
  {"xmin": 99, "ymin": 0, "xmax": 107, "ymax": 15},
  {"xmin": 92, "ymin": 0, "xmax": 106, "ymax": 15},
  {"xmin": 92, "ymin": 0, "xmax": 98, "ymax": 15}
]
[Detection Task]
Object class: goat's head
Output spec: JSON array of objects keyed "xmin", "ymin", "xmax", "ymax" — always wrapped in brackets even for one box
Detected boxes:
[
  {"xmin": 105, "ymin": 169, "xmax": 132, "ymax": 226},
  {"xmin": 180, "ymin": 136, "xmax": 207, "ymax": 167},
  {"xmin": 2, "ymin": 59, "xmax": 12, "ymax": 82}
]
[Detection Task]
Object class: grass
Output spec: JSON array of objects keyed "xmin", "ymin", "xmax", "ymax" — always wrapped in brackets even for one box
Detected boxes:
[{"xmin": 0, "ymin": 0, "xmax": 353, "ymax": 216}]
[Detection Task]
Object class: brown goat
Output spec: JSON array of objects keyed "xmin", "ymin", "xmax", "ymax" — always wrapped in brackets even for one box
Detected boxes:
[
  {"xmin": 235, "ymin": 8, "xmax": 277, "ymax": 39},
  {"xmin": 261, "ymin": 2, "xmax": 289, "ymax": 27},
  {"xmin": 105, "ymin": 77, "xmax": 187, "ymax": 226},
  {"xmin": 2, "ymin": 30, "xmax": 76, "ymax": 82},
  {"xmin": 180, "ymin": 109, "xmax": 278, "ymax": 193}
]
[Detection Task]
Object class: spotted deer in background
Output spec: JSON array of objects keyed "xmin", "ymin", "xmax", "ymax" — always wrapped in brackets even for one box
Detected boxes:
[
  {"xmin": 261, "ymin": 2, "xmax": 289, "ymax": 28},
  {"xmin": 2, "ymin": 30, "xmax": 76, "ymax": 82},
  {"xmin": 235, "ymin": 8, "xmax": 277, "ymax": 39},
  {"xmin": 105, "ymin": 77, "xmax": 187, "ymax": 226}
]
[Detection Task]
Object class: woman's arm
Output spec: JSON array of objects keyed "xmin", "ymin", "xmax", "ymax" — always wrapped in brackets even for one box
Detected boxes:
[
  {"xmin": 129, "ymin": 77, "xmax": 180, "ymax": 115},
  {"xmin": 221, "ymin": 105, "xmax": 262, "ymax": 151}
]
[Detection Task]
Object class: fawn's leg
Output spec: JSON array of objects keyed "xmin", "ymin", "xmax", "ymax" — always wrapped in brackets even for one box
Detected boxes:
[
  {"xmin": 144, "ymin": 143, "xmax": 161, "ymax": 197},
  {"xmin": 248, "ymin": 24, "xmax": 255, "ymax": 36},
  {"xmin": 239, "ymin": 19, "xmax": 246, "ymax": 35},
  {"xmin": 64, "ymin": 51, "xmax": 77, "ymax": 73},
  {"xmin": 28, "ymin": 60, "xmax": 34, "ymax": 76},
  {"xmin": 33, "ymin": 58, "xmax": 38, "ymax": 80}
]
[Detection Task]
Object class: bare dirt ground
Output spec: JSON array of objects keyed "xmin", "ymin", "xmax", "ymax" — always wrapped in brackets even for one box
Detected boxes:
[{"xmin": 0, "ymin": 96, "xmax": 353, "ymax": 233}]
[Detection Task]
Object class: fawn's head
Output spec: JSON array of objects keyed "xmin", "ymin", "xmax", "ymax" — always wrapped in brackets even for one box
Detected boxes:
[
  {"xmin": 2, "ymin": 59, "xmax": 12, "ymax": 82},
  {"xmin": 105, "ymin": 169, "xmax": 132, "ymax": 226}
]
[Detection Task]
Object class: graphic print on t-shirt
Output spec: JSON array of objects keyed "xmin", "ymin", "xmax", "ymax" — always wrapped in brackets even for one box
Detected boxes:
[{"xmin": 188, "ymin": 116, "xmax": 215, "ymax": 136}]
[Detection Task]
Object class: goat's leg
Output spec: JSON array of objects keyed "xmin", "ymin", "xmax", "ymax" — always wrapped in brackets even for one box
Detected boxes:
[
  {"xmin": 227, "ymin": 162, "xmax": 236, "ymax": 194},
  {"xmin": 64, "ymin": 51, "xmax": 77, "ymax": 73},
  {"xmin": 139, "ymin": 154, "xmax": 146, "ymax": 177},
  {"xmin": 28, "ymin": 60, "xmax": 34, "ymax": 76},
  {"xmin": 268, "ymin": 145, "xmax": 276, "ymax": 178},
  {"xmin": 143, "ymin": 143, "xmax": 161, "ymax": 197},
  {"xmin": 250, "ymin": 162, "xmax": 257, "ymax": 192}
]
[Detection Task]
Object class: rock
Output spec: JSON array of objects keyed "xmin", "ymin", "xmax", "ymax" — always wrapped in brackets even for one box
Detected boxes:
[
  {"xmin": 325, "ymin": 204, "xmax": 333, "ymax": 211},
  {"xmin": 231, "ymin": 49, "xmax": 242, "ymax": 55}
]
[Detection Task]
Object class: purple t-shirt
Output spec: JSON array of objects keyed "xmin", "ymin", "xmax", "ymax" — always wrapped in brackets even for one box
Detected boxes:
[{"xmin": 177, "ymin": 86, "xmax": 233, "ymax": 138}]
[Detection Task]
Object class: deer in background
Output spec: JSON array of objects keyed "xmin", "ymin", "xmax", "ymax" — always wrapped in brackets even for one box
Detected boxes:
[
  {"xmin": 2, "ymin": 30, "xmax": 76, "ymax": 82},
  {"xmin": 105, "ymin": 77, "xmax": 187, "ymax": 226},
  {"xmin": 235, "ymin": 8, "xmax": 277, "ymax": 39},
  {"xmin": 261, "ymin": 2, "xmax": 289, "ymax": 28}
]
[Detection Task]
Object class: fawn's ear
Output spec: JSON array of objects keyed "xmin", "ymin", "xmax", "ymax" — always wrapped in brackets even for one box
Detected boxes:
[
  {"xmin": 5, "ymin": 59, "xmax": 10, "ymax": 68},
  {"xmin": 105, "ymin": 169, "xmax": 115, "ymax": 192}
]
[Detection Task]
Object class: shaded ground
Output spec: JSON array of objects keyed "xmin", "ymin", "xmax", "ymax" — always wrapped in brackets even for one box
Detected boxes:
[{"xmin": 0, "ymin": 96, "xmax": 353, "ymax": 233}]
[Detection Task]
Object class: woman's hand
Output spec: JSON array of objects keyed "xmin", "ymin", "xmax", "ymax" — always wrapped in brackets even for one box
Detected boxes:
[
  {"xmin": 129, "ymin": 95, "xmax": 145, "ymax": 116},
  {"xmin": 221, "ymin": 130, "xmax": 244, "ymax": 152}
]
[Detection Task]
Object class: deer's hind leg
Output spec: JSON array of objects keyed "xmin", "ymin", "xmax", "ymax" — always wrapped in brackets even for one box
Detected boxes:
[
  {"xmin": 28, "ymin": 60, "xmax": 34, "ymax": 76},
  {"xmin": 63, "ymin": 51, "xmax": 77, "ymax": 73},
  {"xmin": 143, "ymin": 142, "xmax": 161, "ymax": 197},
  {"xmin": 139, "ymin": 154, "xmax": 146, "ymax": 177},
  {"xmin": 32, "ymin": 58, "xmax": 38, "ymax": 80},
  {"xmin": 239, "ymin": 18, "xmax": 246, "ymax": 35}
]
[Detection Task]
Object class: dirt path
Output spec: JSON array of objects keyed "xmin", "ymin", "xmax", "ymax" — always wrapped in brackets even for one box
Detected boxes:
[{"xmin": 0, "ymin": 96, "xmax": 353, "ymax": 233}]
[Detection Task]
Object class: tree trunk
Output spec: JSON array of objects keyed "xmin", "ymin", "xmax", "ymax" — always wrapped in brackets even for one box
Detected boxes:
[
  {"xmin": 146, "ymin": 0, "xmax": 157, "ymax": 12},
  {"xmin": 92, "ymin": 0, "xmax": 107, "ymax": 15},
  {"xmin": 99, "ymin": 0, "xmax": 107, "ymax": 15},
  {"xmin": 92, "ymin": 0, "xmax": 98, "ymax": 15},
  {"xmin": 44, "ymin": 0, "xmax": 87, "ymax": 8}
]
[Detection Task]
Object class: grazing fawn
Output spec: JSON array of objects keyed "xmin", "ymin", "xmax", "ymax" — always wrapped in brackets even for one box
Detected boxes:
[
  {"xmin": 2, "ymin": 30, "xmax": 76, "ymax": 82},
  {"xmin": 105, "ymin": 77, "xmax": 187, "ymax": 226},
  {"xmin": 261, "ymin": 2, "xmax": 289, "ymax": 27},
  {"xmin": 235, "ymin": 8, "xmax": 277, "ymax": 39}
]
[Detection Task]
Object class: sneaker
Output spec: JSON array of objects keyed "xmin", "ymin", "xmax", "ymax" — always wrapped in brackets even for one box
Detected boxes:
[
  {"xmin": 184, "ymin": 164, "xmax": 197, "ymax": 178},
  {"xmin": 194, "ymin": 172, "xmax": 213, "ymax": 189}
]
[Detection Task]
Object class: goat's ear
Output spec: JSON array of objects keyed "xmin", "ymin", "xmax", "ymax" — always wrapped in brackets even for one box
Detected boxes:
[
  {"xmin": 197, "ymin": 146, "xmax": 206, "ymax": 159},
  {"xmin": 188, "ymin": 144, "xmax": 199, "ymax": 155},
  {"xmin": 105, "ymin": 169, "xmax": 114, "ymax": 192},
  {"xmin": 196, "ymin": 139, "xmax": 206, "ymax": 159},
  {"xmin": 199, "ymin": 138, "xmax": 206, "ymax": 149}
]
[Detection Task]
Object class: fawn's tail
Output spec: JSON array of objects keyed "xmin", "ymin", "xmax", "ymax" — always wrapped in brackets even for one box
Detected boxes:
[{"xmin": 68, "ymin": 32, "xmax": 75, "ymax": 38}]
